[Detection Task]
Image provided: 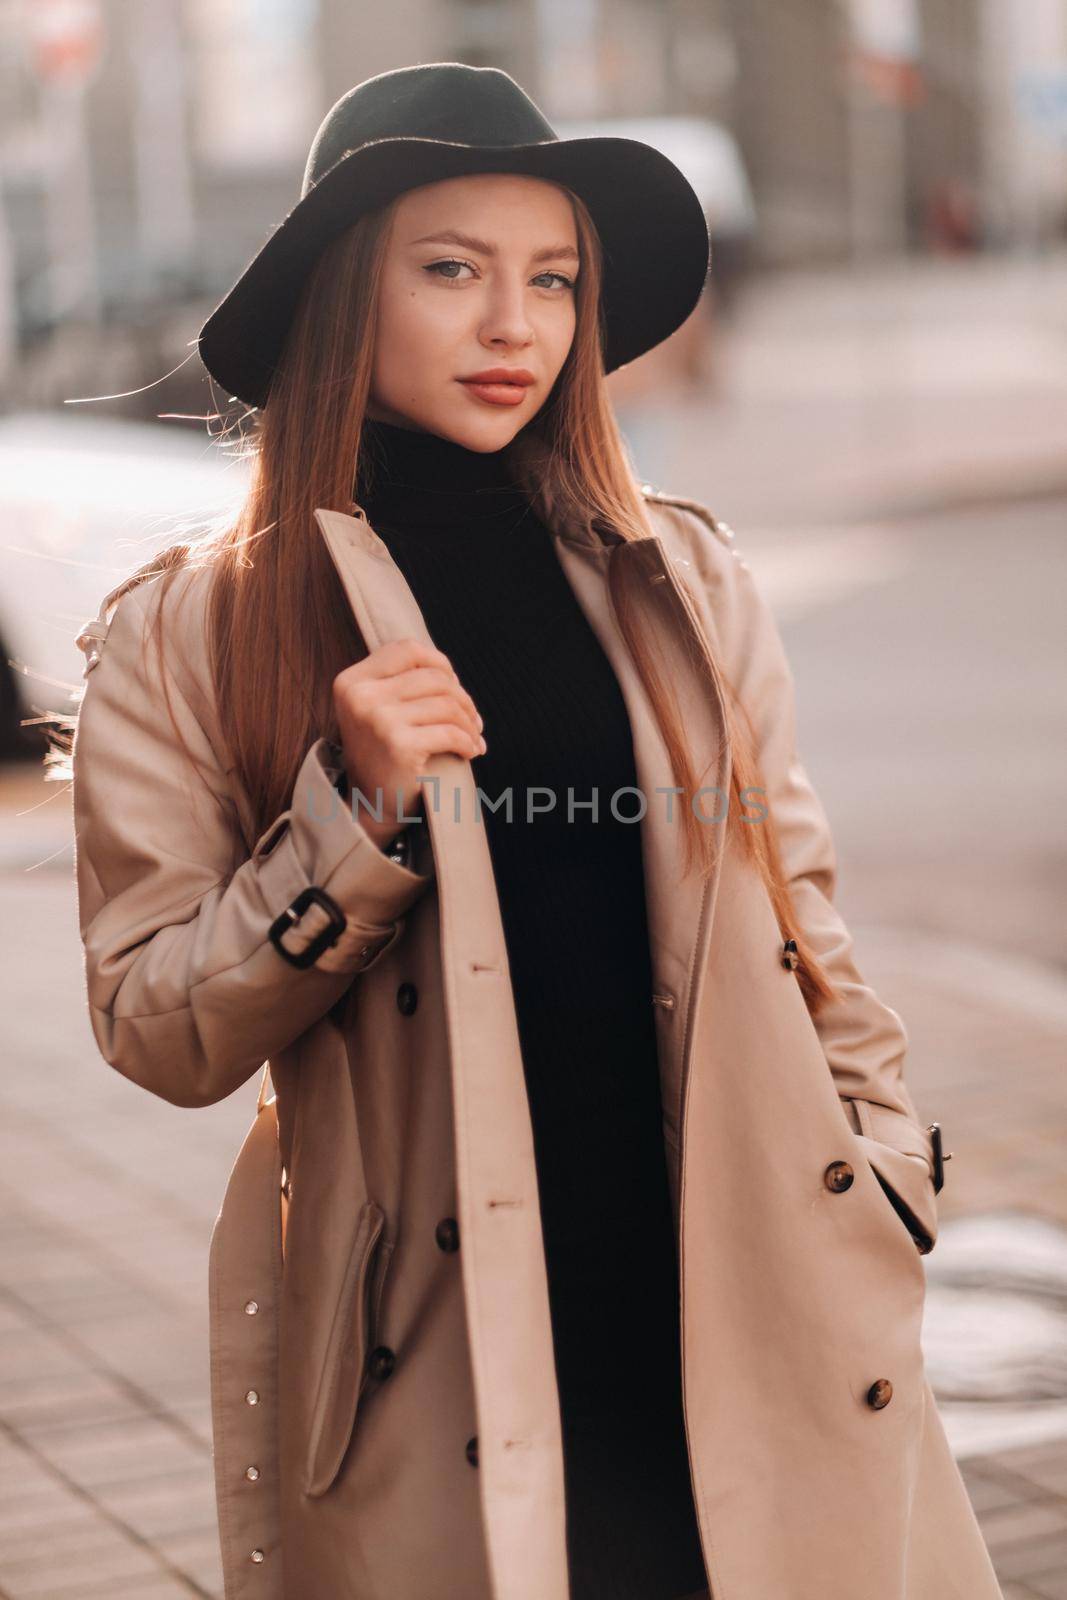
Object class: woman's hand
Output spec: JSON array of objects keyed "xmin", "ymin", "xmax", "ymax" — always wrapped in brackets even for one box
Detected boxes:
[{"xmin": 333, "ymin": 638, "xmax": 486, "ymax": 851}]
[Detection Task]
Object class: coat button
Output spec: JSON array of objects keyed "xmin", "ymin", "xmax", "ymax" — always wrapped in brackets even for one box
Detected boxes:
[
  {"xmin": 385, "ymin": 832, "xmax": 410, "ymax": 866},
  {"xmin": 244, "ymin": 1299, "xmax": 259, "ymax": 1315},
  {"xmin": 781, "ymin": 938, "xmax": 800, "ymax": 971},
  {"xmin": 250, "ymin": 1549, "xmax": 265, "ymax": 1563},
  {"xmin": 435, "ymin": 1217, "xmax": 460, "ymax": 1253},
  {"xmin": 466, "ymin": 1434, "xmax": 478, "ymax": 1468},
  {"xmin": 245, "ymin": 1465, "xmax": 260, "ymax": 1481},
  {"xmin": 866, "ymin": 1379, "xmax": 894, "ymax": 1409},
  {"xmin": 369, "ymin": 1345, "xmax": 396, "ymax": 1380},
  {"xmin": 397, "ymin": 981, "xmax": 418, "ymax": 1015},
  {"xmin": 245, "ymin": 1389, "xmax": 260, "ymax": 1406},
  {"xmin": 823, "ymin": 1160, "xmax": 855, "ymax": 1193}
]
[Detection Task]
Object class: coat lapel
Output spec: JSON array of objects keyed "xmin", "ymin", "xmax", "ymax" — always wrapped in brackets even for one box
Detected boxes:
[
  {"xmin": 313, "ymin": 487, "xmax": 731, "ymax": 1597},
  {"xmin": 316, "ymin": 503, "xmax": 570, "ymax": 1598}
]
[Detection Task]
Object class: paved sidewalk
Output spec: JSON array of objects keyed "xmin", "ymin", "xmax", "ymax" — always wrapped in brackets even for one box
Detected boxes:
[
  {"xmin": 0, "ymin": 869, "xmax": 256, "ymax": 1599},
  {"xmin": 961, "ymin": 1448, "xmax": 1067, "ymax": 1600}
]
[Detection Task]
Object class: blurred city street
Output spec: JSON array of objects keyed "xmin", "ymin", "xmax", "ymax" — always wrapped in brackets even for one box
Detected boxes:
[
  {"xmin": 613, "ymin": 247, "xmax": 1067, "ymax": 528},
  {"xmin": 1, "ymin": 245, "xmax": 1065, "ymax": 1597}
]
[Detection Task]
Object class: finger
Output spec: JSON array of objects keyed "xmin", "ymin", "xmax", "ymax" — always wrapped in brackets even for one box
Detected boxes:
[
  {"xmin": 401, "ymin": 694, "xmax": 483, "ymax": 739},
  {"xmin": 412, "ymin": 721, "xmax": 487, "ymax": 759},
  {"xmin": 361, "ymin": 638, "xmax": 459, "ymax": 683},
  {"xmin": 384, "ymin": 669, "xmax": 483, "ymax": 727}
]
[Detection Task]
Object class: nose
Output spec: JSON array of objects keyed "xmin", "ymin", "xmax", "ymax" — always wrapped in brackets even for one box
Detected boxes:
[{"xmin": 478, "ymin": 273, "xmax": 534, "ymax": 351}]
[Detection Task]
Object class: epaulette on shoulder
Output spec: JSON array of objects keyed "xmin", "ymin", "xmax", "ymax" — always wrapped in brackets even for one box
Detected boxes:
[
  {"xmin": 638, "ymin": 485, "xmax": 736, "ymax": 548},
  {"xmin": 74, "ymin": 547, "xmax": 187, "ymax": 677}
]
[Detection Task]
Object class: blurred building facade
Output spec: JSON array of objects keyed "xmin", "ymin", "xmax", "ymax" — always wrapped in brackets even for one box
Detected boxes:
[
  {"xmin": 980, "ymin": 0, "xmax": 1067, "ymax": 247},
  {"xmin": 0, "ymin": 0, "xmax": 1065, "ymax": 406}
]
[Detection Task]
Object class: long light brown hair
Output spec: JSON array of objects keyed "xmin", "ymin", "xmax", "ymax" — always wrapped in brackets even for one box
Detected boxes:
[{"xmin": 67, "ymin": 182, "xmax": 838, "ymax": 1014}]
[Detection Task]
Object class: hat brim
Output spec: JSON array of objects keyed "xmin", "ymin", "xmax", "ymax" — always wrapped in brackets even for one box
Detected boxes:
[{"xmin": 196, "ymin": 135, "xmax": 710, "ymax": 409}]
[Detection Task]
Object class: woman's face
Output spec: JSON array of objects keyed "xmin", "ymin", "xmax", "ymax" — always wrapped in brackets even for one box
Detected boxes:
[{"xmin": 368, "ymin": 172, "xmax": 579, "ymax": 450}]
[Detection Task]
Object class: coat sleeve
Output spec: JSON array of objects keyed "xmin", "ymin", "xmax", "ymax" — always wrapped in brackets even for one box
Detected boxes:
[
  {"xmin": 72, "ymin": 577, "xmax": 434, "ymax": 1110},
  {"xmin": 684, "ymin": 509, "xmax": 940, "ymax": 1254}
]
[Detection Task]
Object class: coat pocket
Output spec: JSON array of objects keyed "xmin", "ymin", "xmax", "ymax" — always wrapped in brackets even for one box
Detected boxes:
[
  {"xmin": 840, "ymin": 1095, "xmax": 938, "ymax": 1257},
  {"xmin": 304, "ymin": 1198, "xmax": 387, "ymax": 1497}
]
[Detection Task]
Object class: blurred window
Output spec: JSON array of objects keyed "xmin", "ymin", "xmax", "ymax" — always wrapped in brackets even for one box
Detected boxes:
[{"xmin": 187, "ymin": 0, "xmax": 320, "ymax": 170}]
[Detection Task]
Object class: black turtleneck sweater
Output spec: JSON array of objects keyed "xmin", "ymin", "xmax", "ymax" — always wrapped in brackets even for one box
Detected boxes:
[{"xmin": 355, "ymin": 417, "xmax": 707, "ymax": 1600}]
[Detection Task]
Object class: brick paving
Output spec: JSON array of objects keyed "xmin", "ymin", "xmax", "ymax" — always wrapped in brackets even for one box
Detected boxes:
[
  {"xmin": 962, "ymin": 1442, "xmax": 1067, "ymax": 1598},
  {"xmin": 959, "ymin": 1450, "xmax": 1067, "ymax": 1598},
  {"xmin": 0, "ymin": 870, "xmax": 252, "ymax": 1598}
]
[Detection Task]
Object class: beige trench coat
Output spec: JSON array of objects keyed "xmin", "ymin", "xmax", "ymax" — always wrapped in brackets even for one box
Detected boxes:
[{"xmin": 72, "ymin": 472, "xmax": 1003, "ymax": 1600}]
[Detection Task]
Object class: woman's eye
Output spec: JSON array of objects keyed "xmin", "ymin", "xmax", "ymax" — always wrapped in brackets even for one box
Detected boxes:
[
  {"xmin": 425, "ymin": 258, "xmax": 475, "ymax": 282},
  {"xmin": 423, "ymin": 259, "xmax": 575, "ymax": 290}
]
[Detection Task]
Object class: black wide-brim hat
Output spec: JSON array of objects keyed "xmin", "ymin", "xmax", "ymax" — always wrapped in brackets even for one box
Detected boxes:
[{"xmin": 196, "ymin": 62, "xmax": 710, "ymax": 410}]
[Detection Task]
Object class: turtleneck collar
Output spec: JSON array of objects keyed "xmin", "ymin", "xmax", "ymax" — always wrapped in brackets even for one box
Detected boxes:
[{"xmin": 355, "ymin": 415, "xmax": 531, "ymax": 528}]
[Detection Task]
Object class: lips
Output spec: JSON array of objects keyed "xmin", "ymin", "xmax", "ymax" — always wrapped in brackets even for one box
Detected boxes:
[
  {"xmin": 460, "ymin": 368, "xmax": 535, "ymax": 386},
  {"xmin": 458, "ymin": 370, "xmax": 536, "ymax": 408}
]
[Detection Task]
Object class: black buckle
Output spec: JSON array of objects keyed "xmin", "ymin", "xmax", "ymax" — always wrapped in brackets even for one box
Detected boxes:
[
  {"xmin": 268, "ymin": 885, "xmax": 347, "ymax": 969},
  {"xmin": 927, "ymin": 1121, "xmax": 950, "ymax": 1194}
]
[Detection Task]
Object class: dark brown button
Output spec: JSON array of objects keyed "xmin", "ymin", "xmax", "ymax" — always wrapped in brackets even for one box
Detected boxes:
[
  {"xmin": 866, "ymin": 1378, "xmax": 893, "ymax": 1409},
  {"xmin": 396, "ymin": 982, "xmax": 418, "ymax": 1015},
  {"xmin": 823, "ymin": 1160, "xmax": 855, "ymax": 1193},
  {"xmin": 368, "ymin": 1346, "xmax": 396, "ymax": 1381},
  {"xmin": 435, "ymin": 1217, "xmax": 460, "ymax": 1253},
  {"xmin": 465, "ymin": 1434, "xmax": 478, "ymax": 1467}
]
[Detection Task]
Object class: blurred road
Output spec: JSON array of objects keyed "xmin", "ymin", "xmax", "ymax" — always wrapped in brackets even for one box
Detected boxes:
[
  {"xmin": 615, "ymin": 249, "xmax": 1067, "ymax": 530},
  {"xmin": 2, "ymin": 250, "xmax": 1066, "ymax": 1597}
]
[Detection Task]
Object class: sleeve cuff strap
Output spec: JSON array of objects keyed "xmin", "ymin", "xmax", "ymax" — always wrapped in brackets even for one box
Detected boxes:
[{"xmin": 252, "ymin": 737, "xmax": 433, "ymax": 973}]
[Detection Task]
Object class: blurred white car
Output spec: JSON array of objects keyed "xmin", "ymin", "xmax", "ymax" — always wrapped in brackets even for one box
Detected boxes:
[{"xmin": 0, "ymin": 410, "xmax": 248, "ymax": 757}]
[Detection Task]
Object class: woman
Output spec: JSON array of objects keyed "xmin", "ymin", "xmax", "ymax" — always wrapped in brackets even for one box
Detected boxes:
[{"xmin": 69, "ymin": 63, "xmax": 1003, "ymax": 1600}]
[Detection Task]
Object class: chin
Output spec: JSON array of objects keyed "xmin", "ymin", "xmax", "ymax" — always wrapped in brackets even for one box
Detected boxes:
[{"xmin": 445, "ymin": 415, "xmax": 525, "ymax": 453}]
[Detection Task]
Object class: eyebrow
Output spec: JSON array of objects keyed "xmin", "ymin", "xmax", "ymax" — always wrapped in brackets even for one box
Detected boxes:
[{"xmin": 408, "ymin": 228, "xmax": 580, "ymax": 266}]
